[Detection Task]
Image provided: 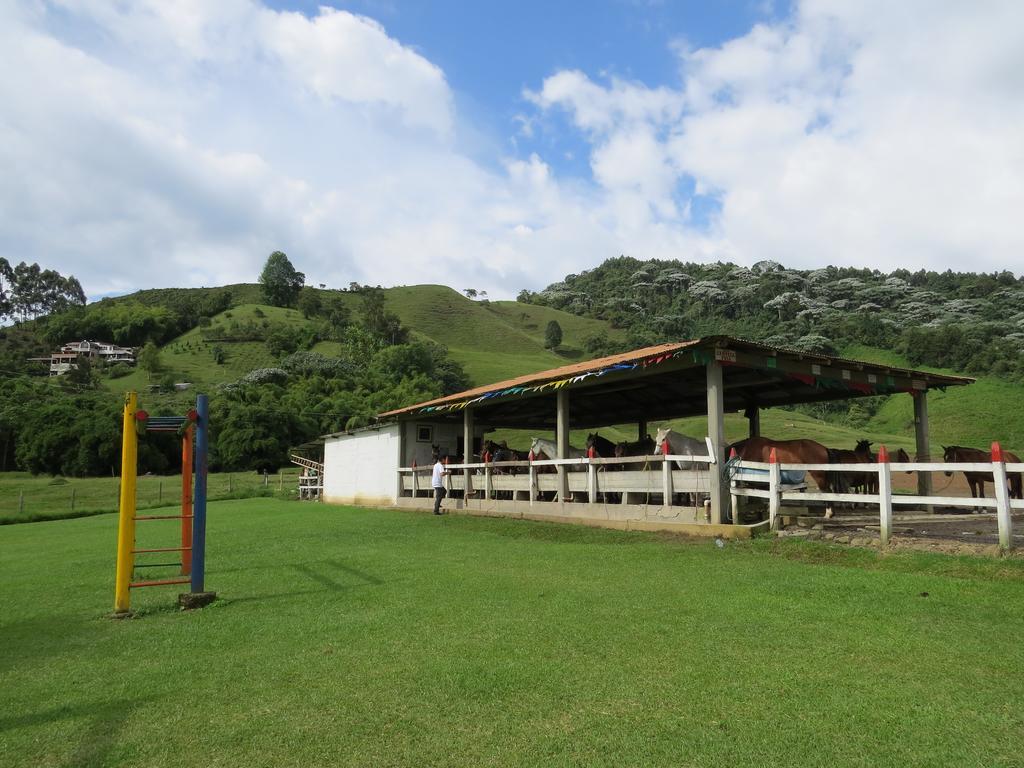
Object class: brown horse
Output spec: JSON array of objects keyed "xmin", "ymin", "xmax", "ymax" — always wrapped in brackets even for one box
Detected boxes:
[
  {"xmin": 585, "ymin": 432, "xmax": 617, "ymax": 458},
  {"xmin": 830, "ymin": 439, "xmax": 874, "ymax": 494},
  {"xmin": 730, "ymin": 437, "xmax": 838, "ymax": 517},
  {"xmin": 943, "ymin": 445, "xmax": 1023, "ymax": 499}
]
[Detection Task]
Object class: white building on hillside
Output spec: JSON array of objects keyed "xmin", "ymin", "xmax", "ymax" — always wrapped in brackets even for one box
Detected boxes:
[{"xmin": 31, "ymin": 340, "xmax": 136, "ymax": 376}]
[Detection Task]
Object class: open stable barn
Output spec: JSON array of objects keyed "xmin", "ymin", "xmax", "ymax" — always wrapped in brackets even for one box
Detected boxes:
[{"xmin": 322, "ymin": 336, "xmax": 972, "ymax": 535}]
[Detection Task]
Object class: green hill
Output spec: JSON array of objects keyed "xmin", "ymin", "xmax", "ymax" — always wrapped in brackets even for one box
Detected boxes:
[{"xmin": 5, "ymin": 282, "xmax": 1023, "ymax": 473}]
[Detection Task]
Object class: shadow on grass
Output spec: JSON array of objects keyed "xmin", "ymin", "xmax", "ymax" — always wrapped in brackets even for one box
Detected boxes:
[
  {"xmin": 220, "ymin": 559, "xmax": 385, "ymax": 607},
  {"xmin": 0, "ymin": 615, "xmax": 105, "ymax": 674},
  {"xmin": 0, "ymin": 696, "xmax": 152, "ymax": 768}
]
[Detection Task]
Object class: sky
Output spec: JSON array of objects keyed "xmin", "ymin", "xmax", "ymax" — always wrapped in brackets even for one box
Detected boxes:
[{"xmin": 2, "ymin": 1, "xmax": 1023, "ymax": 301}]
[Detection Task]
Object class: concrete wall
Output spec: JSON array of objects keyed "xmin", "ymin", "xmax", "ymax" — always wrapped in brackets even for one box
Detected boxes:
[
  {"xmin": 403, "ymin": 420, "xmax": 463, "ymax": 467},
  {"xmin": 324, "ymin": 424, "xmax": 402, "ymax": 506}
]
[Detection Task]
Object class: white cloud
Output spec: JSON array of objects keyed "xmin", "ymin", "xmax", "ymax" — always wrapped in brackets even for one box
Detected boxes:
[
  {"xmin": 1, "ymin": 0, "xmax": 1022, "ymax": 307},
  {"xmin": 532, "ymin": 0, "xmax": 1024, "ymax": 275}
]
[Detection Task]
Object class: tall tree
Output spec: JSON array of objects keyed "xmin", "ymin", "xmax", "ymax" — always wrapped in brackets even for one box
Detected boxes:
[
  {"xmin": 544, "ymin": 320, "xmax": 563, "ymax": 350},
  {"xmin": 259, "ymin": 251, "xmax": 305, "ymax": 307}
]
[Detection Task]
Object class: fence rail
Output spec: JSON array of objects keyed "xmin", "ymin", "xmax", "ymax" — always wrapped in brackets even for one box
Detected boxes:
[
  {"xmin": 398, "ymin": 451, "xmax": 717, "ymax": 509},
  {"xmin": 730, "ymin": 455, "xmax": 1023, "ymax": 550}
]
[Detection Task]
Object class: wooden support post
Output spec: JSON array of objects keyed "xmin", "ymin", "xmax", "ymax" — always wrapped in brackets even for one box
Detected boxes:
[
  {"xmin": 638, "ymin": 419, "xmax": 647, "ymax": 441},
  {"xmin": 745, "ymin": 405, "xmax": 760, "ymax": 438},
  {"xmin": 992, "ymin": 442, "xmax": 1013, "ymax": 551},
  {"xmin": 556, "ymin": 389, "xmax": 570, "ymax": 503},
  {"xmin": 485, "ymin": 465, "xmax": 492, "ymax": 501},
  {"xmin": 463, "ymin": 407, "xmax": 474, "ymax": 500},
  {"xmin": 588, "ymin": 462, "xmax": 598, "ymax": 506},
  {"xmin": 913, "ymin": 391, "xmax": 932, "ymax": 506},
  {"xmin": 706, "ymin": 361, "xmax": 726, "ymax": 525},
  {"xmin": 768, "ymin": 448, "xmax": 781, "ymax": 531},
  {"xmin": 411, "ymin": 463, "xmax": 419, "ymax": 497},
  {"xmin": 878, "ymin": 445, "xmax": 893, "ymax": 547}
]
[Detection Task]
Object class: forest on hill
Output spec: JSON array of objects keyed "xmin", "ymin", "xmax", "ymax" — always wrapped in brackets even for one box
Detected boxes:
[
  {"xmin": 520, "ymin": 256, "xmax": 1024, "ymax": 381},
  {"xmin": 1, "ymin": 252, "xmax": 1022, "ymax": 477}
]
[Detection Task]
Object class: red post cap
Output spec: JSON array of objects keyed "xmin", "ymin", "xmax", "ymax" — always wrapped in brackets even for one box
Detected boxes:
[
  {"xmin": 991, "ymin": 442, "xmax": 1003, "ymax": 462},
  {"xmin": 587, "ymin": 446, "xmax": 596, "ymax": 459},
  {"xmin": 877, "ymin": 445, "xmax": 889, "ymax": 463},
  {"xmin": 528, "ymin": 450, "xmax": 534, "ymax": 462},
  {"xmin": 769, "ymin": 447, "xmax": 777, "ymax": 464},
  {"xmin": 729, "ymin": 447, "xmax": 737, "ymax": 459},
  {"xmin": 661, "ymin": 439, "xmax": 670, "ymax": 456},
  {"xmin": 135, "ymin": 410, "xmax": 149, "ymax": 421}
]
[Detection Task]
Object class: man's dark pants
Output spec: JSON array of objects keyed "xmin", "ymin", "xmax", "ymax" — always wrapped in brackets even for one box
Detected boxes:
[{"xmin": 433, "ymin": 486, "xmax": 446, "ymax": 514}]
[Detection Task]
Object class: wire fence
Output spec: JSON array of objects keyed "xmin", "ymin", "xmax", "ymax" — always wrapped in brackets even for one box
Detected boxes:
[{"xmin": 0, "ymin": 469, "xmax": 303, "ymax": 524}]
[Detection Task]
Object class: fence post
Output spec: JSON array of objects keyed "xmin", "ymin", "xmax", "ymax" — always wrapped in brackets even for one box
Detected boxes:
[
  {"xmin": 768, "ymin": 448, "xmax": 780, "ymax": 531},
  {"xmin": 528, "ymin": 451, "xmax": 536, "ymax": 506},
  {"xmin": 661, "ymin": 441, "xmax": 674, "ymax": 510},
  {"xmin": 992, "ymin": 442, "xmax": 1012, "ymax": 551},
  {"xmin": 728, "ymin": 447, "xmax": 740, "ymax": 525},
  {"xmin": 411, "ymin": 461, "xmax": 418, "ymax": 497},
  {"xmin": 485, "ymin": 465, "xmax": 492, "ymax": 501},
  {"xmin": 878, "ymin": 445, "xmax": 893, "ymax": 547}
]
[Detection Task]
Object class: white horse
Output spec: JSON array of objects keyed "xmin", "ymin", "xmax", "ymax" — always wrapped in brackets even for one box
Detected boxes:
[
  {"xmin": 653, "ymin": 428, "xmax": 710, "ymax": 471},
  {"xmin": 530, "ymin": 437, "xmax": 587, "ymax": 470}
]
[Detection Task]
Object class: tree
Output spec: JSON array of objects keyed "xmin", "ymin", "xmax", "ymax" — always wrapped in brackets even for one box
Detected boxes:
[
  {"xmin": 138, "ymin": 341, "xmax": 162, "ymax": 379},
  {"xmin": 259, "ymin": 251, "xmax": 305, "ymax": 307},
  {"xmin": 297, "ymin": 288, "xmax": 323, "ymax": 319},
  {"xmin": 544, "ymin": 320, "xmax": 563, "ymax": 350},
  {"xmin": 463, "ymin": 288, "xmax": 478, "ymax": 299}
]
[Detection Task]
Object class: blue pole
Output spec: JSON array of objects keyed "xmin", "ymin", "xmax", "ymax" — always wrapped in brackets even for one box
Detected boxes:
[{"xmin": 191, "ymin": 394, "xmax": 209, "ymax": 593}]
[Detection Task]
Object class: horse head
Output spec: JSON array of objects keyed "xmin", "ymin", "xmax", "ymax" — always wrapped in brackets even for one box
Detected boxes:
[
  {"xmin": 614, "ymin": 442, "xmax": 627, "ymax": 458},
  {"xmin": 586, "ymin": 433, "xmax": 599, "ymax": 450},
  {"xmin": 942, "ymin": 445, "xmax": 956, "ymax": 476},
  {"xmin": 654, "ymin": 427, "xmax": 672, "ymax": 453},
  {"xmin": 854, "ymin": 439, "xmax": 873, "ymax": 456}
]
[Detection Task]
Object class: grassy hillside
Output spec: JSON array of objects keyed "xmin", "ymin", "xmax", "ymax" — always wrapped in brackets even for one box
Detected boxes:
[
  {"xmin": 107, "ymin": 304, "xmax": 311, "ymax": 392},
  {"xmin": 844, "ymin": 344, "xmax": 1024, "ymax": 451},
  {"xmin": 26, "ymin": 283, "xmax": 1021, "ymax": 456},
  {"xmin": 384, "ymin": 286, "xmax": 624, "ymax": 384}
]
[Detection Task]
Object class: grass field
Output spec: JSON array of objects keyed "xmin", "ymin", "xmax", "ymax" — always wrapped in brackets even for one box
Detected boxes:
[
  {"xmin": 2, "ymin": 499, "xmax": 1023, "ymax": 767},
  {"xmin": 0, "ymin": 470, "xmax": 300, "ymax": 524}
]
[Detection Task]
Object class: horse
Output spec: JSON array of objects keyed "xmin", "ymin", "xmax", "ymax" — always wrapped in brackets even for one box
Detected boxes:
[
  {"xmin": 482, "ymin": 440, "xmax": 528, "ymax": 474},
  {"xmin": 943, "ymin": 445, "xmax": 1023, "ymax": 500},
  {"xmin": 653, "ymin": 428, "xmax": 710, "ymax": 470},
  {"xmin": 614, "ymin": 435, "xmax": 656, "ymax": 466},
  {"xmin": 854, "ymin": 446, "xmax": 912, "ymax": 494},
  {"xmin": 730, "ymin": 436, "xmax": 839, "ymax": 517},
  {"xmin": 831, "ymin": 440, "xmax": 874, "ymax": 494},
  {"xmin": 585, "ymin": 432, "xmax": 617, "ymax": 458},
  {"xmin": 529, "ymin": 437, "xmax": 586, "ymax": 469}
]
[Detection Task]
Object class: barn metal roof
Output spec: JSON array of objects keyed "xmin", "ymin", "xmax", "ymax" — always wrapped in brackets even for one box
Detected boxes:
[{"xmin": 377, "ymin": 335, "xmax": 973, "ymax": 430}]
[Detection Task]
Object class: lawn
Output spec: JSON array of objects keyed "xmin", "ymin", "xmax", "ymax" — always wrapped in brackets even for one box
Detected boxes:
[
  {"xmin": 2, "ymin": 500, "xmax": 1023, "ymax": 766},
  {"xmin": 0, "ymin": 470, "xmax": 300, "ymax": 524}
]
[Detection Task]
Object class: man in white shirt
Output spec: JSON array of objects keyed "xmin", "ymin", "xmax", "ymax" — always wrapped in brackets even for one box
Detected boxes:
[{"xmin": 431, "ymin": 452, "xmax": 449, "ymax": 515}]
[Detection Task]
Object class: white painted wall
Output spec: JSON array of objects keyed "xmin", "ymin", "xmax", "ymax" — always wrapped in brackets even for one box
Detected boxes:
[{"xmin": 323, "ymin": 424, "xmax": 401, "ymax": 506}]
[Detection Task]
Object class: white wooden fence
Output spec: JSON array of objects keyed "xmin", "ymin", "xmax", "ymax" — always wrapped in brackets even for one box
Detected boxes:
[
  {"xmin": 729, "ymin": 452, "xmax": 1024, "ymax": 550},
  {"xmin": 398, "ymin": 447, "xmax": 716, "ymax": 508}
]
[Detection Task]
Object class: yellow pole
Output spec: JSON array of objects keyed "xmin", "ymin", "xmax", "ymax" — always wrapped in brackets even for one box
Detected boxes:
[{"xmin": 114, "ymin": 391, "xmax": 139, "ymax": 615}]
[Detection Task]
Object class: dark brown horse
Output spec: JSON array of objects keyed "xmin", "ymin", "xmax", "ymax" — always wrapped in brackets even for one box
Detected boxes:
[
  {"xmin": 585, "ymin": 432, "xmax": 617, "ymax": 458},
  {"xmin": 943, "ymin": 445, "xmax": 1023, "ymax": 499},
  {"xmin": 830, "ymin": 439, "xmax": 874, "ymax": 494}
]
